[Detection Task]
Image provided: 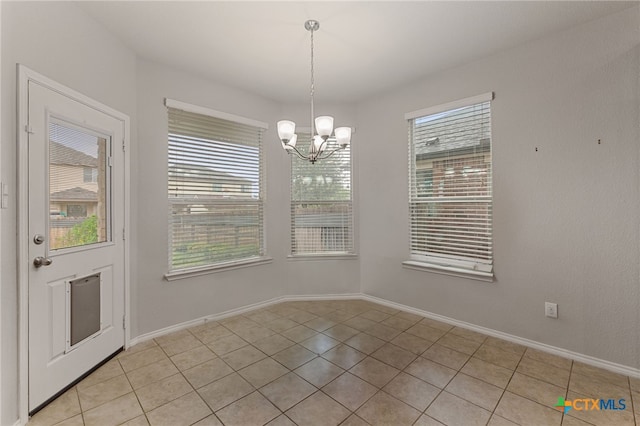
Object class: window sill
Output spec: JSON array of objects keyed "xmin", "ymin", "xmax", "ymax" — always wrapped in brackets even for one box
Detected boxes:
[
  {"xmin": 402, "ymin": 260, "xmax": 494, "ymax": 282},
  {"xmin": 287, "ymin": 253, "xmax": 358, "ymax": 261},
  {"xmin": 165, "ymin": 256, "xmax": 273, "ymax": 281}
]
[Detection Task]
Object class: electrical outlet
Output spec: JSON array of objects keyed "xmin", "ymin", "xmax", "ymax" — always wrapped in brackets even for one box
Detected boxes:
[{"xmin": 545, "ymin": 302, "xmax": 558, "ymax": 319}]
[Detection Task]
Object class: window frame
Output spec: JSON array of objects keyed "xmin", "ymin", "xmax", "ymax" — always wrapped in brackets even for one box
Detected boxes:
[
  {"xmin": 164, "ymin": 99, "xmax": 271, "ymax": 281},
  {"xmin": 83, "ymin": 166, "xmax": 98, "ymax": 183},
  {"xmin": 288, "ymin": 128, "xmax": 357, "ymax": 259},
  {"xmin": 403, "ymin": 92, "xmax": 494, "ymax": 281}
]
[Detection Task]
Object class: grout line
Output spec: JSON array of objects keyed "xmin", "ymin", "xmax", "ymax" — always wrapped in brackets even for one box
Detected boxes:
[
  {"xmin": 425, "ymin": 332, "xmax": 497, "ymax": 419},
  {"xmin": 489, "ymin": 345, "xmax": 526, "ymax": 424},
  {"xmin": 629, "ymin": 376, "xmax": 638, "ymax": 426},
  {"xmin": 562, "ymin": 360, "xmax": 574, "ymax": 426},
  {"xmin": 55, "ymin": 300, "xmax": 637, "ymax": 426},
  {"xmin": 152, "ymin": 332, "xmax": 233, "ymax": 421},
  {"xmin": 113, "ymin": 357, "xmax": 150, "ymax": 426}
]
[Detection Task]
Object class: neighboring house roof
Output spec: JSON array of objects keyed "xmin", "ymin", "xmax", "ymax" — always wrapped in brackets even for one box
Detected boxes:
[
  {"xmin": 416, "ymin": 133, "xmax": 490, "ymax": 160},
  {"xmin": 414, "ymin": 108, "xmax": 491, "ymax": 160},
  {"xmin": 50, "ymin": 187, "xmax": 98, "ymax": 201},
  {"xmin": 50, "ymin": 141, "xmax": 98, "ymax": 167}
]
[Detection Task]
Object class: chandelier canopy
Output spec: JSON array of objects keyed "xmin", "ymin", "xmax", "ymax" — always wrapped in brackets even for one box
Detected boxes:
[{"xmin": 277, "ymin": 20, "xmax": 352, "ymax": 164}]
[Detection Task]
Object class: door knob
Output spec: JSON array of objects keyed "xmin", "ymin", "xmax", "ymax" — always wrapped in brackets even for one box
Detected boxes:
[{"xmin": 33, "ymin": 256, "xmax": 53, "ymax": 268}]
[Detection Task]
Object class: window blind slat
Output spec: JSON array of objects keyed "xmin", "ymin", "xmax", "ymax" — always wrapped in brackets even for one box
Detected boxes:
[
  {"xmin": 168, "ymin": 106, "xmax": 264, "ymax": 272},
  {"xmin": 409, "ymin": 100, "xmax": 492, "ymax": 271},
  {"xmin": 291, "ymin": 133, "xmax": 354, "ymax": 255}
]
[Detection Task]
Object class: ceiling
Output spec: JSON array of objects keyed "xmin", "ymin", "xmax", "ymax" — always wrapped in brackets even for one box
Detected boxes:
[{"xmin": 78, "ymin": 1, "xmax": 635, "ymax": 104}]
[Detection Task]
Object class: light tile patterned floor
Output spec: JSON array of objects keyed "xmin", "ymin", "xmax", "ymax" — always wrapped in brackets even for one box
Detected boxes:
[{"xmin": 28, "ymin": 299, "xmax": 640, "ymax": 426}]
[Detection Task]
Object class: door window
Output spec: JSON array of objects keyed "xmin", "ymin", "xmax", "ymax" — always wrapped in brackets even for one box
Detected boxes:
[{"xmin": 49, "ymin": 120, "xmax": 111, "ymax": 250}]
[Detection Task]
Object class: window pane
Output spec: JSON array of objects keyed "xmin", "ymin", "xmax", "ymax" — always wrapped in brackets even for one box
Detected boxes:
[
  {"xmin": 169, "ymin": 201, "xmax": 262, "ymax": 269},
  {"xmin": 410, "ymin": 200, "xmax": 492, "ymax": 261},
  {"xmin": 291, "ymin": 142, "xmax": 351, "ymax": 202},
  {"xmin": 409, "ymin": 100, "xmax": 492, "ymax": 267},
  {"xmin": 49, "ymin": 121, "xmax": 110, "ymax": 250},
  {"xmin": 167, "ymin": 106, "xmax": 264, "ymax": 271},
  {"xmin": 169, "ymin": 136, "xmax": 259, "ymax": 200},
  {"xmin": 291, "ymin": 202, "xmax": 352, "ymax": 254},
  {"xmin": 290, "ymin": 136, "xmax": 353, "ymax": 255}
]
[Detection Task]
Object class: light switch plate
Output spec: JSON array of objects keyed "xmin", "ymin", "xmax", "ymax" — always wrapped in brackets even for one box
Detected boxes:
[{"xmin": 1, "ymin": 182, "xmax": 8, "ymax": 209}]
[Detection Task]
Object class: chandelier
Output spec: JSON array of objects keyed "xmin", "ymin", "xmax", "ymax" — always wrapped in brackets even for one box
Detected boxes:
[{"xmin": 277, "ymin": 20, "xmax": 352, "ymax": 164}]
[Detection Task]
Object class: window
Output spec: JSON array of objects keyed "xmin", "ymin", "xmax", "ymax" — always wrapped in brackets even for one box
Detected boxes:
[
  {"xmin": 166, "ymin": 100, "xmax": 267, "ymax": 275},
  {"xmin": 290, "ymin": 134, "xmax": 354, "ymax": 255},
  {"xmin": 83, "ymin": 167, "xmax": 98, "ymax": 183},
  {"xmin": 405, "ymin": 93, "xmax": 493, "ymax": 280},
  {"xmin": 67, "ymin": 204, "xmax": 87, "ymax": 218}
]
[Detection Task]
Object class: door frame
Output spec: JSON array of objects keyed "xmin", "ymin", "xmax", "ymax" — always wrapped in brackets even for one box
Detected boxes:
[{"xmin": 17, "ymin": 64, "xmax": 131, "ymax": 424}]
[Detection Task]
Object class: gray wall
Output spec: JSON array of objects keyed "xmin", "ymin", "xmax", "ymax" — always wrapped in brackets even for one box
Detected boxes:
[
  {"xmin": 279, "ymin": 102, "xmax": 361, "ymax": 298},
  {"xmin": 133, "ymin": 61, "xmax": 361, "ymax": 337},
  {"xmin": 1, "ymin": 1, "xmax": 638, "ymax": 424},
  {"xmin": 0, "ymin": 2, "xmax": 362, "ymax": 420},
  {"xmin": 1, "ymin": 2, "xmax": 137, "ymax": 424},
  {"xmin": 356, "ymin": 6, "xmax": 640, "ymax": 369}
]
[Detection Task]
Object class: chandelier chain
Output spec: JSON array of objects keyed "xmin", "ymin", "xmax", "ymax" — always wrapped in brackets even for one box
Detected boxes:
[
  {"xmin": 276, "ymin": 19, "xmax": 351, "ymax": 164},
  {"xmin": 310, "ymin": 26, "xmax": 315, "ymax": 139}
]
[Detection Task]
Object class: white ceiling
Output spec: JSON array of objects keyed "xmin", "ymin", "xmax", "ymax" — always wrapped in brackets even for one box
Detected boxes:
[{"xmin": 78, "ymin": 1, "xmax": 635, "ymax": 104}]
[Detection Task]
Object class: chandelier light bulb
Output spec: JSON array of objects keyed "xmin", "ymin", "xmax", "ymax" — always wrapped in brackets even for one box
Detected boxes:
[
  {"xmin": 277, "ymin": 120, "xmax": 295, "ymax": 142},
  {"xmin": 335, "ymin": 127, "xmax": 352, "ymax": 147},
  {"xmin": 315, "ymin": 116, "xmax": 334, "ymax": 138},
  {"xmin": 282, "ymin": 133, "xmax": 297, "ymax": 150},
  {"xmin": 276, "ymin": 20, "xmax": 351, "ymax": 164},
  {"xmin": 313, "ymin": 135, "xmax": 325, "ymax": 152}
]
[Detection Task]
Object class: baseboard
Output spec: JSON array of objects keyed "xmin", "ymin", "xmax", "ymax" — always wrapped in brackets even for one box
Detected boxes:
[
  {"xmin": 129, "ymin": 295, "xmax": 286, "ymax": 346},
  {"xmin": 281, "ymin": 293, "xmax": 363, "ymax": 302},
  {"xmin": 361, "ymin": 294, "xmax": 640, "ymax": 380},
  {"xmin": 128, "ymin": 292, "xmax": 640, "ymax": 379},
  {"xmin": 129, "ymin": 293, "xmax": 362, "ymax": 347}
]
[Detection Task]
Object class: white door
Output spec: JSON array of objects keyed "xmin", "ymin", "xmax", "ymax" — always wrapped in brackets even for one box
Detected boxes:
[{"xmin": 27, "ymin": 80, "xmax": 126, "ymax": 412}]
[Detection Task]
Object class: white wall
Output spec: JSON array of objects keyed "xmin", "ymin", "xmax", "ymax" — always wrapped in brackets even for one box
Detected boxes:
[
  {"xmin": 133, "ymin": 61, "xmax": 360, "ymax": 337},
  {"xmin": 1, "ymin": 2, "xmax": 137, "ymax": 424},
  {"xmin": 356, "ymin": 6, "xmax": 640, "ymax": 369}
]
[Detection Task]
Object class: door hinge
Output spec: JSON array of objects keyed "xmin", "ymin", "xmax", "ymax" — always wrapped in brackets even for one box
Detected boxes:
[
  {"xmin": 122, "ymin": 139, "xmax": 126, "ymax": 152},
  {"xmin": 108, "ymin": 156, "xmax": 113, "ymax": 167},
  {"xmin": 122, "ymin": 315, "xmax": 126, "ymax": 330},
  {"xmin": 25, "ymin": 125, "xmax": 34, "ymax": 134},
  {"xmin": 122, "ymin": 228, "xmax": 126, "ymax": 241}
]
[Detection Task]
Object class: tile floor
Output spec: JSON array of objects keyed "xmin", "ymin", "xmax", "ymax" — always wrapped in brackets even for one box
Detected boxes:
[{"xmin": 28, "ymin": 299, "xmax": 639, "ymax": 426}]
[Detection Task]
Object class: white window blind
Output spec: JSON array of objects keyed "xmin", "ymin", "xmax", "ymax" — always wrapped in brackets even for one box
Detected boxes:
[
  {"xmin": 291, "ymin": 134, "xmax": 353, "ymax": 255},
  {"xmin": 168, "ymin": 105, "xmax": 265, "ymax": 272},
  {"xmin": 408, "ymin": 94, "xmax": 493, "ymax": 276}
]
